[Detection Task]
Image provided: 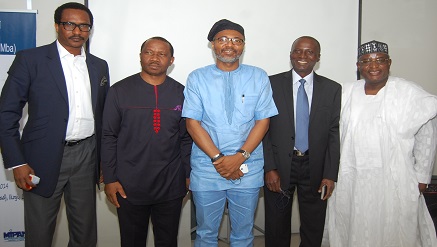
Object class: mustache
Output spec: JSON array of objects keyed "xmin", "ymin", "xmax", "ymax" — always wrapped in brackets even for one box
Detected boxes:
[
  {"xmin": 221, "ymin": 48, "xmax": 237, "ymax": 53},
  {"xmin": 69, "ymin": 35, "xmax": 85, "ymax": 40},
  {"xmin": 148, "ymin": 61, "xmax": 160, "ymax": 66}
]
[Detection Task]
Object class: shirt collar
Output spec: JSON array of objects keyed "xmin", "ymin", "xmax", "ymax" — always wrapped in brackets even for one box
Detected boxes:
[
  {"xmin": 213, "ymin": 63, "xmax": 242, "ymax": 74},
  {"xmin": 56, "ymin": 40, "xmax": 86, "ymax": 59},
  {"xmin": 292, "ymin": 69, "xmax": 314, "ymax": 86}
]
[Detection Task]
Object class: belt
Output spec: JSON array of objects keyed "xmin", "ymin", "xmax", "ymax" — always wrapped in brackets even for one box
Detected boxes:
[
  {"xmin": 65, "ymin": 135, "xmax": 94, "ymax": 146},
  {"xmin": 293, "ymin": 150, "xmax": 309, "ymax": 157}
]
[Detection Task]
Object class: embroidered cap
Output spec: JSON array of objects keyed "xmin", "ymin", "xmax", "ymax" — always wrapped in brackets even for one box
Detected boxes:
[
  {"xmin": 357, "ymin": 40, "xmax": 389, "ymax": 58},
  {"xmin": 207, "ymin": 19, "xmax": 245, "ymax": 42}
]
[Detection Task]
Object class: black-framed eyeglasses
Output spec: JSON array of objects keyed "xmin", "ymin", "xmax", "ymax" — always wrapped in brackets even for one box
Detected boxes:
[
  {"xmin": 214, "ymin": 36, "xmax": 245, "ymax": 46},
  {"xmin": 275, "ymin": 189, "xmax": 292, "ymax": 210},
  {"xmin": 59, "ymin": 21, "xmax": 92, "ymax": 32},
  {"xmin": 358, "ymin": 57, "xmax": 389, "ymax": 65}
]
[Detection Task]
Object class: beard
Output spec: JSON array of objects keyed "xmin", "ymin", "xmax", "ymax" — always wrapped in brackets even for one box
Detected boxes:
[{"xmin": 215, "ymin": 52, "xmax": 241, "ymax": 63}]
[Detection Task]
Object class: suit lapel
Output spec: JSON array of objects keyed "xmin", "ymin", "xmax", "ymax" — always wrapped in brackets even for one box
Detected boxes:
[
  {"xmin": 310, "ymin": 73, "xmax": 324, "ymax": 123},
  {"xmin": 281, "ymin": 71, "xmax": 295, "ymax": 129},
  {"xmin": 86, "ymin": 55, "xmax": 98, "ymax": 114},
  {"xmin": 47, "ymin": 42, "xmax": 68, "ymax": 105}
]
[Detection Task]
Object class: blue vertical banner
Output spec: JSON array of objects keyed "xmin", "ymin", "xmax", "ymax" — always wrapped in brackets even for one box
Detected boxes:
[
  {"xmin": 0, "ymin": 11, "xmax": 36, "ymax": 54},
  {"xmin": 0, "ymin": 10, "xmax": 36, "ymax": 247}
]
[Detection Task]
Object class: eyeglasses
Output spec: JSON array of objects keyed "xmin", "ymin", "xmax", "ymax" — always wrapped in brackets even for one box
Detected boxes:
[
  {"xmin": 214, "ymin": 36, "xmax": 245, "ymax": 46},
  {"xmin": 358, "ymin": 57, "xmax": 389, "ymax": 65},
  {"xmin": 275, "ymin": 189, "xmax": 292, "ymax": 210},
  {"xmin": 59, "ymin": 22, "xmax": 92, "ymax": 32}
]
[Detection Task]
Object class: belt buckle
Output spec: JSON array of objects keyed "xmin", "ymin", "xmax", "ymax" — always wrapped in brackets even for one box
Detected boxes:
[
  {"xmin": 65, "ymin": 140, "xmax": 81, "ymax": 146},
  {"xmin": 65, "ymin": 135, "xmax": 94, "ymax": 146},
  {"xmin": 295, "ymin": 150, "xmax": 305, "ymax": 157}
]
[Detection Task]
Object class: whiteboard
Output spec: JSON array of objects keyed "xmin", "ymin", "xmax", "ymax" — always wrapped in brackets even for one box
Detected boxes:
[{"xmin": 88, "ymin": 0, "xmax": 359, "ymax": 85}]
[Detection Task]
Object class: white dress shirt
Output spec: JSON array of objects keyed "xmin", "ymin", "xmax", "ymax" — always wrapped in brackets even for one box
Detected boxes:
[{"xmin": 57, "ymin": 40, "xmax": 94, "ymax": 141}]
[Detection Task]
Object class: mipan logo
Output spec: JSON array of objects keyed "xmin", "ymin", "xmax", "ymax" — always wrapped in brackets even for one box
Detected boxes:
[{"xmin": 3, "ymin": 230, "xmax": 25, "ymax": 242}]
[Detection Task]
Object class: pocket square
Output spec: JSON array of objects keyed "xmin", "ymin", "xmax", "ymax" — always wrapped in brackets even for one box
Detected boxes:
[{"xmin": 100, "ymin": 76, "xmax": 108, "ymax": 86}]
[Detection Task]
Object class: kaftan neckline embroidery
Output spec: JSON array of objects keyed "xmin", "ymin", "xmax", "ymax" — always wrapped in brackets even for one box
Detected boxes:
[{"xmin": 153, "ymin": 85, "xmax": 161, "ymax": 133}]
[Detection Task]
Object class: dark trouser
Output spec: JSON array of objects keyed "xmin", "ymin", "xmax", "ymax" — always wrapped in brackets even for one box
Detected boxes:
[
  {"xmin": 117, "ymin": 194, "xmax": 184, "ymax": 247},
  {"xmin": 24, "ymin": 136, "xmax": 97, "ymax": 247},
  {"xmin": 264, "ymin": 155, "xmax": 327, "ymax": 247}
]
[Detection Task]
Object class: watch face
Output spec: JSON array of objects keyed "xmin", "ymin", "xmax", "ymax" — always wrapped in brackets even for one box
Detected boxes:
[{"xmin": 238, "ymin": 149, "xmax": 250, "ymax": 159}]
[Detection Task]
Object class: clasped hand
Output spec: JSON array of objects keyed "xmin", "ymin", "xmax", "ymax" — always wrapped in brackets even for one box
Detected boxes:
[{"xmin": 213, "ymin": 154, "xmax": 244, "ymax": 180}]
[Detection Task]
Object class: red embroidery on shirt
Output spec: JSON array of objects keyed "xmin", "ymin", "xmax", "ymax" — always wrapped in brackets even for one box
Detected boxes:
[{"xmin": 153, "ymin": 85, "xmax": 160, "ymax": 133}]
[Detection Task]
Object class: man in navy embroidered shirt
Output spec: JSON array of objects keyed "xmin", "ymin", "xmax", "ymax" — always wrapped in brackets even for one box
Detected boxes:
[{"xmin": 101, "ymin": 37, "xmax": 192, "ymax": 247}]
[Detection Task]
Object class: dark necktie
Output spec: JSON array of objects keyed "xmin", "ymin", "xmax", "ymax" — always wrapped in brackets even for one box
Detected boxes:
[{"xmin": 296, "ymin": 79, "xmax": 309, "ymax": 152}]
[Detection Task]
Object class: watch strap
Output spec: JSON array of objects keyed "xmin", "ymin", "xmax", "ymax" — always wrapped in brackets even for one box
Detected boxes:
[{"xmin": 236, "ymin": 149, "xmax": 250, "ymax": 159}]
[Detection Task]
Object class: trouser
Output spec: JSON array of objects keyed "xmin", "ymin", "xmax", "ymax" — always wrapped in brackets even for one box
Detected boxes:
[
  {"xmin": 24, "ymin": 136, "xmax": 97, "ymax": 247},
  {"xmin": 193, "ymin": 187, "xmax": 260, "ymax": 247},
  {"xmin": 117, "ymin": 194, "xmax": 184, "ymax": 247},
  {"xmin": 264, "ymin": 155, "xmax": 327, "ymax": 247}
]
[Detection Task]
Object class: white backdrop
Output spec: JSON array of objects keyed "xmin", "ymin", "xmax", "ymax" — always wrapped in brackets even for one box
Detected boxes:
[{"xmin": 88, "ymin": 0, "xmax": 359, "ymax": 85}]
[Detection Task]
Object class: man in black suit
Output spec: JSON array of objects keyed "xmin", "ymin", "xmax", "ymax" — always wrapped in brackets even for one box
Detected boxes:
[
  {"xmin": 0, "ymin": 3, "xmax": 109, "ymax": 247},
  {"xmin": 263, "ymin": 36, "xmax": 340, "ymax": 247}
]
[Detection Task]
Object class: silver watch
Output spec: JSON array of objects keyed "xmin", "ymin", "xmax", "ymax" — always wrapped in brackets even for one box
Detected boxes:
[{"xmin": 236, "ymin": 149, "xmax": 250, "ymax": 159}]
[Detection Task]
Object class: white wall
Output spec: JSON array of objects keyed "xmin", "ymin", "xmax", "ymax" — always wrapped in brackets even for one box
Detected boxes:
[{"xmin": 88, "ymin": 0, "xmax": 358, "ymax": 86}]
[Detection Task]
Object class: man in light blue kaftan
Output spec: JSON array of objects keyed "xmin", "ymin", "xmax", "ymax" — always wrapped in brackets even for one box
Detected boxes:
[{"xmin": 182, "ymin": 19, "xmax": 278, "ymax": 247}]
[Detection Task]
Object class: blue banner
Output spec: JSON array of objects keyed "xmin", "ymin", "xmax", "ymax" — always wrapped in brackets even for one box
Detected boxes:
[
  {"xmin": 0, "ymin": 10, "xmax": 36, "ymax": 247},
  {"xmin": 0, "ymin": 11, "xmax": 36, "ymax": 55}
]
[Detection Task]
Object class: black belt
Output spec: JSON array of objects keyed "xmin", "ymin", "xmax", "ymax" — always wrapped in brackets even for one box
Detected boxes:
[
  {"xmin": 293, "ymin": 150, "xmax": 309, "ymax": 157},
  {"xmin": 65, "ymin": 135, "xmax": 93, "ymax": 146}
]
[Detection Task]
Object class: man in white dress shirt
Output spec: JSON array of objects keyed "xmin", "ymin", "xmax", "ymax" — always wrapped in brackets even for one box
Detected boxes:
[{"xmin": 0, "ymin": 3, "xmax": 109, "ymax": 246}]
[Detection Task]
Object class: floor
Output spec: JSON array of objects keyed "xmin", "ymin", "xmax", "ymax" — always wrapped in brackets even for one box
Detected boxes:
[
  {"xmin": 230, "ymin": 234, "xmax": 300, "ymax": 247},
  {"xmin": 191, "ymin": 234, "xmax": 301, "ymax": 246}
]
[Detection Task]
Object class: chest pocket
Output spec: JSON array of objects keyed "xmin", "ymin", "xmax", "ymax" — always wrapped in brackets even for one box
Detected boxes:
[{"xmin": 235, "ymin": 94, "xmax": 257, "ymax": 120}]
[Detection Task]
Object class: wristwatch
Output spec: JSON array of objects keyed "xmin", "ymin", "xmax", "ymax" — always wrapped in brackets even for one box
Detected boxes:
[{"xmin": 236, "ymin": 149, "xmax": 251, "ymax": 159}]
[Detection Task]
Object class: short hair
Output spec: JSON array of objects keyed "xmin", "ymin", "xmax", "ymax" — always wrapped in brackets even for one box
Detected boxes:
[
  {"xmin": 140, "ymin": 37, "xmax": 174, "ymax": 57},
  {"xmin": 54, "ymin": 2, "xmax": 94, "ymax": 26},
  {"xmin": 291, "ymin": 36, "xmax": 321, "ymax": 54}
]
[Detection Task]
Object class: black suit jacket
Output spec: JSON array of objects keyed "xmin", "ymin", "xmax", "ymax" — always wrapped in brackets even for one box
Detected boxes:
[
  {"xmin": 263, "ymin": 70, "xmax": 340, "ymax": 194},
  {"xmin": 0, "ymin": 41, "xmax": 109, "ymax": 197}
]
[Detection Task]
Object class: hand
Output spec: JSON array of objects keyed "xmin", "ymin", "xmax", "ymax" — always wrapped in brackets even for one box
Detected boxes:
[
  {"xmin": 213, "ymin": 154, "xmax": 244, "ymax": 179},
  {"xmin": 185, "ymin": 178, "xmax": 190, "ymax": 196},
  {"xmin": 13, "ymin": 164, "xmax": 35, "ymax": 191},
  {"xmin": 319, "ymin": 179, "xmax": 335, "ymax": 200},
  {"xmin": 104, "ymin": 181, "xmax": 126, "ymax": 208},
  {"xmin": 419, "ymin": 183, "xmax": 427, "ymax": 193},
  {"xmin": 265, "ymin": 170, "xmax": 281, "ymax": 192},
  {"xmin": 99, "ymin": 169, "xmax": 104, "ymax": 184},
  {"xmin": 228, "ymin": 170, "xmax": 244, "ymax": 181}
]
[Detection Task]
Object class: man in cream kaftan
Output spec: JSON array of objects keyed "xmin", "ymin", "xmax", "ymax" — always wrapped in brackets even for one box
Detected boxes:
[{"xmin": 323, "ymin": 40, "xmax": 437, "ymax": 247}]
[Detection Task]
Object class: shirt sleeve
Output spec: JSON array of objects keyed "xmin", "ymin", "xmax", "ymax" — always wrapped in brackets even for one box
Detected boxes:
[
  {"xmin": 182, "ymin": 75, "xmax": 203, "ymax": 121},
  {"xmin": 413, "ymin": 117, "xmax": 437, "ymax": 184},
  {"xmin": 179, "ymin": 117, "xmax": 193, "ymax": 178},
  {"xmin": 100, "ymin": 87, "xmax": 122, "ymax": 184},
  {"xmin": 254, "ymin": 75, "xmax": 278, "ymax": 120}
]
